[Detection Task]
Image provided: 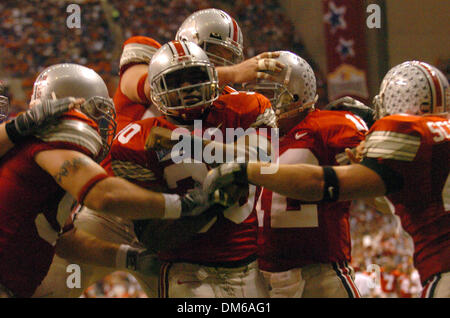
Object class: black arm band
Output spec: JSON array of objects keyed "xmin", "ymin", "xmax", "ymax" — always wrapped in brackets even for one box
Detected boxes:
[
  {"xmin": 322, "ymin": 166, "xmax": 340, "ymax": 202},
  {"xmin": 5, "ymin": 120, "xmax": 23, "ymax": 144}
]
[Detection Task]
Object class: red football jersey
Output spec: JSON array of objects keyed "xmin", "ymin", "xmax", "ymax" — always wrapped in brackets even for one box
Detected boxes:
[
  {"xmin": 363, "ymin": 114, "xmax": 450, "ymax": 284},
  {"xmin": 110, "ymin": 91, "xmax": 271, "ymax": 265},
  {"xmin": 114, "ymin": 35, "xmax": 162, "ymax": 132},
  {"xmin": 113, "ymin": 78, "xmax": 162, "ymax": 133},
  {"xmin": 257, "ymin": 109, "xmax": 367, "ymax": 272},
  {"xmin": 102, "ymin": 74, "xmax": 161, "ymax": 173},
  {"xmin": 0, "ymin": 111, "xmax": 102, "ymax": 297},
  {"xmin": 380, "ymin": 269, "xmax": 400, "ymax": 294},
  {"xmin": 205, "ymin": 89, "xmax": 272, "ymax": 130}
]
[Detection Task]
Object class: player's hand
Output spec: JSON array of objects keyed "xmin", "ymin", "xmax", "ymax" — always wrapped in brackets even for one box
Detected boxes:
[
  {"xmin": 224, "ymin": 52, "xmax": 285, "ymax": 84},
  {"xmin": 325, "ymin": 96, "xmax": 375, "ymax": 128},
  {"xmin": 180, "ymin": 184, "xmax": 239, "ymax": 217},
  {"xmin": 251, "ymin": 107, "xmax": 277, "ymax": 128},
  {"xmin": 210, "ymin": 184, "xmax": 246, "ymax": 208},
  {"xmin": 203, "ymin": 162, "xmax": 249, "ymax": 196},
  {"xmin": 145, "ymin": 126, "xmax": 198, "ymax": 151},
  {"xmin": 126, "ymin": 247, "xmax": 161, "ymax": 276},
  {"xmin": 180, "ymin": 186, "xmax": 211, "ymax": 217},
  {"xmin": 345, "ymin": 141, "xmax": 366, "ymax": 164},
  {"xmin": 14, "ymin": 97, "xmax": 84, "ymax": 135}
]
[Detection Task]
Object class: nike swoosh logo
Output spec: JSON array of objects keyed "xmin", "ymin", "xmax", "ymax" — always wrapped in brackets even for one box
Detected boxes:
[
  {"xmin": 328, "ymin": 186, "xmax": 335, "ymax": 198},
  {"xmin": 295, "ymin": 132, "xmax": 308, "ymax": 140}
]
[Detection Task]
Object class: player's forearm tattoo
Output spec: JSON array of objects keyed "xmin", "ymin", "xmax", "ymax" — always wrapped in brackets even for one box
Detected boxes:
[{"xmin": 54, "ymin": 157, "xmax": 90, "ymax": 183}]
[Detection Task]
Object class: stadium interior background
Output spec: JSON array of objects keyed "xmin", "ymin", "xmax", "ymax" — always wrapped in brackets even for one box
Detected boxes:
[{"xmin": 1, "ymin": 0, "xmax": 448, "ymax": 298}]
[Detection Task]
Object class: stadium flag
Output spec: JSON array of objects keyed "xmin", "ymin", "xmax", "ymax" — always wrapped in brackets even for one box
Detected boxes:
[{"xmin": 322, "ymin": 0, "xmax": 370, "ymax": 104}]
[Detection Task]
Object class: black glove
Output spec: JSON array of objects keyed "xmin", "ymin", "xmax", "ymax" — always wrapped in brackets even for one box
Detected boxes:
[
  {"xmin": 126, "ymin": 247, "xmax": 160, "ymax": 276},
  {"xmin": 5, "ymin": 97, "xmax": 79, "ymax": 143},
  {"xmin": 180, "ymin": 183, "xmax": 241, "ymax": 217},
  {"xmin": 180, "ymin": 186, "xmax": 212, "ymax": 217},
  {"xmin": 325, "ymin": 96, "xmax": 375, "ymax": 128}
]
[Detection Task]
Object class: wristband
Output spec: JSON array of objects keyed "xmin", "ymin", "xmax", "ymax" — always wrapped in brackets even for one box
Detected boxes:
[
  {"xmin": 5, "ymin": 120, "xmax": 24, "ymax": 144},
  {"xmin": 162, "ymin": 193, "xmax": 182, "ymax": 219},
  {"xmin": 77, "ymin": 173, "xmax": 109, "ymax": 204},
  {"xmin": 115, "ymin": 244, "xmax": 131, "ymax": 269},
  {"xmin": 322, "ymin": 166, "xmax": 340, "ymax": 202}
]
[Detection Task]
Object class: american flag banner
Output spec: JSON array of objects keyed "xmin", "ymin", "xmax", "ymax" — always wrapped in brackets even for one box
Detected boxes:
[{"xmin": 322, "ymin": 0, "xmax": 370, "ymax": 103}]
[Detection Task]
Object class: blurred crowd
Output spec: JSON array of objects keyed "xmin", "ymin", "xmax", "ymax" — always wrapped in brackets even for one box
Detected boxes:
[
  {"xmin": 1, "ymin": 0, "xmax": 319, "ymax": 111},
  {"xmin": 349, "ymin": 201, "xmax": 423, "ymax": 297}
]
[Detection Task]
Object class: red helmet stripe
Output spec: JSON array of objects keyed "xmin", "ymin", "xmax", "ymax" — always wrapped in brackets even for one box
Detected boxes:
[
  {"xmin": 419, "ymin": 62, "xmax": 443, "ymax": 108},
  {"xmin": 231, "ymin": 18, "xmax": 238, "ymax": 43},
  {"xmin": 172, "ymin": 41, "xmax": 186, "ymax": 57}
]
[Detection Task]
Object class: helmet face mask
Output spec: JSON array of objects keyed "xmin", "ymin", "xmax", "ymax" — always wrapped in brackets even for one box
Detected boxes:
[
  {"xmin": 148, "ymin": 41, "xmax": 219, "ymax": 122},
  {"xmin": 374, "ymin": 61, "xmax": 449, "ymax": 119},
  {"xmin": 202, "ymin": 38, "xmax": 243, "ymax": 66},
  {"xmin": 0, "ymin": 82, "xmax": 9, "ymax": 122},
  {"xmin": 176, "ymin": 8, "xmax": 244, "ymax": 67},
  {"xmin": 81, "ymin": 96, "xmax": 117, "ymax": 158},
  {"xmin": 31, "ymin": 63, "xmax": 117, "ymax": 160}
]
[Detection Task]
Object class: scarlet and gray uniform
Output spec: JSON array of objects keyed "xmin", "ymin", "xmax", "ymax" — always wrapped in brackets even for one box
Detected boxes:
[
  {"xmin": 258, "ymin": 109, "xmax": 367, "ymax": 298},
  {"xmin": 33, "ymin": 37, "xmax": 164, "ymax": 298},
  {"xmin": 112, "ymin": 90, "xmax": 272, "ymax": 298},
  {"xmin": 32, "ymin": 89, "xmax": 161, "ymax": 297},
  {"xmin": 360, "ymin": 114, "xmax": 450, "ymax": 298},
  {"xmin": 0, "ymin": 111, "xmax": 102, "ymax": 297}
]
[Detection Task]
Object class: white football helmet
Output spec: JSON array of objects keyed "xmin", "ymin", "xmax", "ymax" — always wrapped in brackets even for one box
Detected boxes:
[
  {"xmin": 244, "ymin": 51, "xmax": 317, "ymax": 121},
  {"xmin": 373, "ymin": 61, "xmax": 449, "ymax": 118},
  {"xmin": 176, "ymin": 8, "xmax": 244, "ymax": 66},
  {"xmin": 0, "ymin": 81, "xmax": 8, "ymax": 123},
  {"xmin": 148, "ymin": 40, "xmax": 219, "ymax": 122},
  {"xmin": 31, "ymin": 63, "xmax": 117, "ymax": 159}
]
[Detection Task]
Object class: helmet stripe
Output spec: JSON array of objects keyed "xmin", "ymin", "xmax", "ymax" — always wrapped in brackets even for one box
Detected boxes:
[
  {"xmin": 171, "ymin": 41, "xmax": 186, "ymax": 58},
  {"xmin": 231, "ymin": 18, "xmax": 238, "ymax": 43},
  {"xmin": 418, "ymin": 62, "xmax": 444, "ymax": 110}
]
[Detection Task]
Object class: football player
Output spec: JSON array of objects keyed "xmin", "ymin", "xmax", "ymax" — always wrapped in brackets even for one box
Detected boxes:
[
  {"xmin": 0, "ymin": 82, "xmax": 83, "ymax": 157},
  {"xmin": 32, "ymin": 36, "xmax": 166, "ymax": 298},
  {"xmin": 176, "ymin": 8, "xmax": 281, "ymax": 129},
  {"xmin": 44, "ymin": 9, "xmax": 278, "ymax": 299},
  {"xmin": 131, "ymin": 40, "xmax": 270, "ymax": 298},
  {"xmin": 176, "ymin": 8, "xmax": 285, "ymax": 90},
  {"xmin": 34, "ymin": 36, "xmax": 166, "ymax": 299},
  {"xmin": 204, "ymin": 60, "xmax": 450, "ymax": 298},
  {"xmin": 0, "ymin": 63, "xmax": 217, "ymax": 298},
  {"xmin": 239, "ymin": 51, "xmax": 364, "ymax": 297}
]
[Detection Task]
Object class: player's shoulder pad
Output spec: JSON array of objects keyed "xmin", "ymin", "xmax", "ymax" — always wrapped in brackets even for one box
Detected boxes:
[
  {"xmin": 35, "ymin": 111, "xmax": 102, "ymax": 158},
  {"xmin": 364, "ymin": 114, "xmax": 424, "ymax": 162},
  {"xmin": 119, "ymin": 36, "xmax": 162, "ymax": 75},
  {"xmin": 370, "ymin": 114, "xmax": 425, "ymax": 135},
  {"xmin": 122, "ymin": 36, "xmax": 161, "ymax": 50}
]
